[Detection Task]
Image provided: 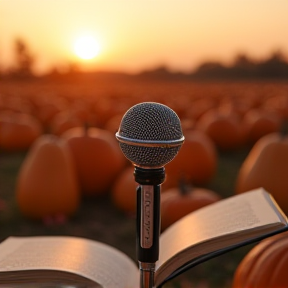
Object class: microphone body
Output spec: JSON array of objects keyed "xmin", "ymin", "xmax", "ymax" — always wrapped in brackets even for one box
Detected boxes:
[
  {"xmin": 116, "ymin": 102, "xmax": 184, "ymax": 288},
  {"xmin": 135, "ymin": 166, "xmax": 165, "ymax": 263}
]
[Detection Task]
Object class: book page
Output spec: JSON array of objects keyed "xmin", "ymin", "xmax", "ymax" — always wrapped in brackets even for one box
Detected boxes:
[
  {"xmin": 156, "ymin": 188, "xmax": 288, "ymax": 285},
  {"xmin": 0, "ymin": 236, "xmax": 139, "ymax": 288}
]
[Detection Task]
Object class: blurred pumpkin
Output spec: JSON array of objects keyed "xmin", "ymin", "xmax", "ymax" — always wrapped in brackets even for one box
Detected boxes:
[
  {"xmin": 241, "ymin": 109, "xmax": 281, "ymax": 144},
  {"xmin": 217, "ymin": 97, "xmax": 251, "ymax": 120},
  {"xmin": 0, "ymin": 110, "xmax": 43, "ymax": 152},
  {"xmin": 104, "ymin": 113, "xmax": 123, "ymax": 134},
  {"xmin": 69, "ymin": 99, "xmax": 97, "ymax": 125},
  {"xmin": 196, "ymin": 108, "xmax": 245, "ymax": 150},
  {"xmin": 262, "ymin": 94, "xmax": 288, "ymax": 120},
  {"xmin": 0, "ymin": 94, "xmax": 32, "ymax": 114},
  {"xmin": 232, "ymin": 231, "xmax": 288, "ymax": 288},
  {"xmin": 164, "ymin": 130, "xmax": 217, "ymax": 189},
  {"xmin": 93, "ymin": 98, "xmax": 126, "ymax": 128},
  {"xmin": 179, "ymin": 117, "xmax": 195, "ymax": 133},
  {"xmin": 235, "ymin": 131, "xmax": 288, "ymax": 215},
  {"xmin": 161, "ymin": 184, "xmax": 221, "ymax": 231},
  {"xmin": 49, "ymin": 110, "xmax": 83, "ymax": 136},
  {"xmin": 188, "ymin": 97, "xmax": 217, "ymax": 121},
  {"xmin": 16, "ymin": 134, "xmax": 80, "ymax": 220},
  {"xmin": 111, "ymin": 166, "xmax": 138, "ymax": 215},
  {"xmin": 34, "ymin": 95, "xmax": 67, "ymax": 130},
  {"xmin": 62, "ymin": 126, "xmax": 127, "ymax": 196}
]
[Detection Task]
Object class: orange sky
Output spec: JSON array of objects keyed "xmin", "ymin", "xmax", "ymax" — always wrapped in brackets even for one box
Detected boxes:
[{"xmin": 1, "ymin": 0, "xmax": 288, "ymax": 75}]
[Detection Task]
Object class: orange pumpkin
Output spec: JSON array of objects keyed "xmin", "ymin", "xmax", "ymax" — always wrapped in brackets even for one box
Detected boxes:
[
  {"xmin": 232, "ymin": 231, "xmax": 288, "ymax": 288},
  {"xmin": 0, "ymin": 94, "xmax": 33, "ymax": 114},
  {"xmin": 69, "ymin": 99, "xmax": 96, "ymax": 125},
  {"xmin": 241, "ymin": 109, "xmax": 282, "ymax": 144},
  {"xmin": 111, "ymin": 166, "xmax": 138, "ymax": 215},
  {"xmin": 104, "ymin": 113, "xmax": 123, "ymax": 134},
  {"xmin": 34, "ymin": 96, "xmax": 67, "ymax": 130},
  {"xmin": 235, "ymin": 132, "xmax": 288, "ymax": 215},
  {"xmin": 164, "ymin": 130, "xmax": 217, "ymax": 188},
  {"xmin": 262, "ymin": 94, "xmax": 288, "ymax": 120},
  {"xmin": 49, "ymin": 110, "xmax": 83, "ymax": 136},
  {"xmin": 16, "ymin": 134, "xmax": 80, "ymax": 220},
  {"xmin": 161, "ymin": 185, "xmax": 221, "ymax": 231},
  {"xmin": 196, "ymin": 108, "xmax": 245, "ymax": 150},
  {"xmin": 0, "ymin": 110, "xmax": 43, "ymax": 151},
  {"xmin": 217, "ymin": 97, "xmax": 252, "ymax": 120},
  {"xmin": 188, "ymin": 97, "xmax": 217, "ymax": 121},
  {"xmin": 92, "ymin": 98, "xmax": 127, "ymax": 128},
  {"xmin": 62, "ymin": 126, "xmax": 127, "ymax": 196},
  {"xmin": 179, "ymin": 117, "xmax": 195, "ymax": 133}
]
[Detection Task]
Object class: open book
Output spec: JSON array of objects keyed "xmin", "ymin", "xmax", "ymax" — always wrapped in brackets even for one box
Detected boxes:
[{"xmin": 0, "ymin": 188, "xmax": 287, "ymax": 288}]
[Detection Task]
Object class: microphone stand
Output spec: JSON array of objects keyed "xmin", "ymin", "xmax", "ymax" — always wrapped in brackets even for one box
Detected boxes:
[{"xmin": 134, "ymin": 166, "xmax": 165, "ymax": 288}]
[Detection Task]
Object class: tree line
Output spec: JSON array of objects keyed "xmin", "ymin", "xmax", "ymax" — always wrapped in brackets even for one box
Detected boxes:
[
  {"xmin": 1, "ymin": 38, "xmax": 288, "ymax": 80},
  {"xmin": 192, "ymin": 52, "xmax": 288, "ymax": 80}
]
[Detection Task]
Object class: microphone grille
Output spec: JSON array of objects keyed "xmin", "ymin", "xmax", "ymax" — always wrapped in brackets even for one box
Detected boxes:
[
  {"xmin": 117, "ymin": 102, "xmax": 184, "ymax": 168},
  {"xmin": 120, "ymin": 102, "xmax": 182, "ymax": 141}
]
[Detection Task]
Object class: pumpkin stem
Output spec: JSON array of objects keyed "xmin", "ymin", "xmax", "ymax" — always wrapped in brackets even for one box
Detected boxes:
[
  {"xmin": 280, "ymin": 119, "xmax": 288, "ymax": 138},
  {"xmin": 178, "ymin": 177, "xmax": 192, "ymax": 196},
  {"xmin": 83, "ymin": 122, "xmax": 90, "ymax": 136}
]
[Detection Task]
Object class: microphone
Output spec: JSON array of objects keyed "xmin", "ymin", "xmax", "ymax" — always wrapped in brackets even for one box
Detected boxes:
[{"xmin": 116, "ymin": 102, "xmax": 184, "ymax": 288}]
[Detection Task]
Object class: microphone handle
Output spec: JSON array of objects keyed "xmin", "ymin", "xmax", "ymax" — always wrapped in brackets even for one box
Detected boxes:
[
  {"xmin": 134, "ymin": 167, "xmax": 164, "ymax": 288},
  {"xmin": 136, "ymin": 184, "xmax": 161, "ymax": 263}
]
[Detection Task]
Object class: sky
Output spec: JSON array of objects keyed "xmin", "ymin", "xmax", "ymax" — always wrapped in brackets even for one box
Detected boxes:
[{"xmin": 1, "ymin": 0, "xmax": 288, "ymax": 75}]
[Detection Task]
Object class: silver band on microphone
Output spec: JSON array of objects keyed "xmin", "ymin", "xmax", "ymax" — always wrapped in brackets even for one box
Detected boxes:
[{"xmin": 116, "ymin": 133, "xmax": 185, "ymax": 148}]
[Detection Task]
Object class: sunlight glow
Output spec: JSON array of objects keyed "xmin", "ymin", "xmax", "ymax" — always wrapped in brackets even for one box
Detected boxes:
[{"xmin": 73, "ymin": 35, "xmax": 101, "ymax": 60}]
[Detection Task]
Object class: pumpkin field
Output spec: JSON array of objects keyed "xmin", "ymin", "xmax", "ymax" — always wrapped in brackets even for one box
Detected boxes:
[{"xmin": 1, "ymin": 77, "xmax": 288, "ymax": 287}]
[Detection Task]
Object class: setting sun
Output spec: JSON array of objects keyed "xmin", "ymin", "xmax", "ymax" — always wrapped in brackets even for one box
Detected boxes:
[{"xmin": 73, "ymin": 35, "xmax": 101, "ymax": 60}]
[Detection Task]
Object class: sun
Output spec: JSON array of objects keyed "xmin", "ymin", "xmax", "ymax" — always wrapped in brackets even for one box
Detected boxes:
[{"xmin": 73, "ymin": 35, "xmax": 101, "ymax": 60}]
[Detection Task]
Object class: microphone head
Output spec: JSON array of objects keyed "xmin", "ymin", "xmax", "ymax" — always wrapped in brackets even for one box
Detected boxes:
[{"xmin": 116, "ymin": 102, "xmax": 184, "ymax": 168}]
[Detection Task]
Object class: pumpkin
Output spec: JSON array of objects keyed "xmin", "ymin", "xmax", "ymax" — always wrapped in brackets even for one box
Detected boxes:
[
  {"xmin": 34, "ymin": 96, "xmax": 67, "ymax": 130},
  {"xmin": 195, "ymin": 108, "xmax": 245, "ymax": 150},
  {"xmin": 16, "ymin": 134, "xmax": 80, "ymax": 220},
  {"xmin": 61, "ymin": 126, "xmax": 127, "ymax": 196},
  {"xmin": 262, "ymin": 94, "xmax": 288, "ymax": 120},
  {"xmin": 69, "ymin": 99, "xmax": 96, "ymax": 125},
  {"xmin": 179, "ymin": 117, "xmax": 195, "ymax": 133},
  {"xmin": 0, "ymin": 94, "xmax": 32, "ymax": 114},
  {"xmin": 49, "ymin": 110, "xmax": 83, "ymax": 136},
  {"xmin": 241, "ymin": 109, "xmax": 281, "ymax": 145},
  {"xmin": 111, "ymin": 166, "xmax": 138, "ymax": 215},
  {"xmin": 235, "ymin": 132, "xmax": 288, "ymax": 215},
  {"xmin": 161, "ymin": 184, "xmax": 221, "ymax": 231},
  {"xmin": 0, "ymin": 110, "xmax": 43, "ymax": 151},
  {"xmin": 232, "ymin": 231, "xmax": 288, "ymax": 288},
  {"xmin": 104, "ymin": 113, "xmax": 123, "ymax": 134},
  {"xmin": 188, "ymin": 97, "xmax": 217, "ymax": 121},
  {"xmin": 164, "ymin": 130, "xmax": 217, "ymax": 189},
  {"xmin": 217, "ymin": 97, "xmax": 251, "ymax": 120},
  {"xmin": 92, "ymin": 98, "xmax": 127, "ymax": 128}
]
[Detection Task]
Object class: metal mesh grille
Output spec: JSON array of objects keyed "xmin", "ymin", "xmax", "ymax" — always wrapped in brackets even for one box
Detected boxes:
[
  {"xmin": 119, "ymin": 102, "xmax": 183, "ymax": 141},
  {"xmin": 119, "ymin": 143, "xmax": 181, "ymax": 167},
  {"xmin": 117, "ymin": 102, "xmax": 183, "ymax": 167}
]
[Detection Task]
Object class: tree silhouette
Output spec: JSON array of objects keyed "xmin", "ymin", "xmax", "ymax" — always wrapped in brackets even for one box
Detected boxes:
[
  {"xmin": 13, "ymin": 38, "xmax": 35, "ymax": 78},
  {"xmin": 257, "ymin": 51, "xmax": 288, "ymax": 78},
  {"xmin": 191, "ymin": 50, "xmax": 288, "ymax": 80},
  {"xmin": 193, "ymin": 61, "xmax": 229, "ymax": 78},
  {"xmin": 229, "ymin": 53, "xmax": 257, "ymax": 78}
]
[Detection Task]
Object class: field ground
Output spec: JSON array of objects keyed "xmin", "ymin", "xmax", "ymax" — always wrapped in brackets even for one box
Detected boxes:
[{"xmin": 1, "ymin": 78, "xmax": 287, "ymax": 287}]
